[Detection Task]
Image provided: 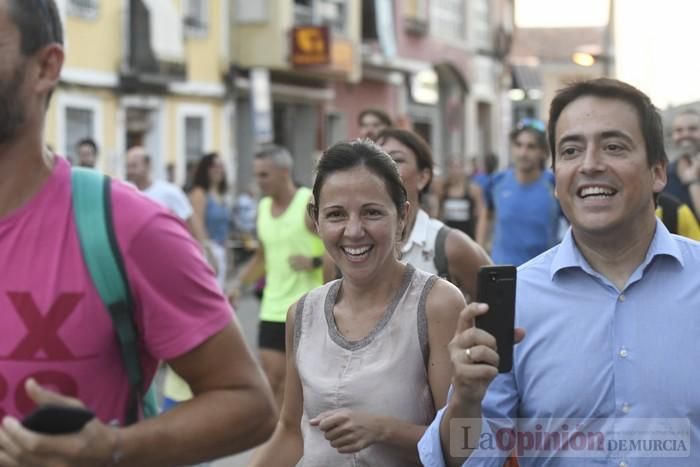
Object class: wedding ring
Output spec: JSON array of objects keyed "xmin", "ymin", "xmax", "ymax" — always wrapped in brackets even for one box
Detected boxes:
[{"xmin": 465, "ymin": 347, "xmax": 473, "ymax": 361}]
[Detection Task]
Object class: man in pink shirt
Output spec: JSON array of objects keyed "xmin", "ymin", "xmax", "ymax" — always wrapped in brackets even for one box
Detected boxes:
[{"xmin": 0, "ymin": 1, "xmax": 275, "ymax": 465}]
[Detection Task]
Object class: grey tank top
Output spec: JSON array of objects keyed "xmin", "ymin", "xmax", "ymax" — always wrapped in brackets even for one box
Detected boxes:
[{"xmin": 293, "ymin": 264, "xmax": 438, "ymax": 466}]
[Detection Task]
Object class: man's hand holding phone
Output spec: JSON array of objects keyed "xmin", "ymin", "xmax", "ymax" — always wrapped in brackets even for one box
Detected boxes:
[
  {"xmin": 448, "ymin": 298, "xmax": 526, "ymax": 407},
  {"xmin": 441, "ymin": 302, "xmax": 525, "ymax": 467},
  {"xmin": 0, "ymin": 378, "xmax": 119, "ymax": 466},
  {"xmin": 449, "ymin": 303, "xmax": 503, "ymax": 406}
]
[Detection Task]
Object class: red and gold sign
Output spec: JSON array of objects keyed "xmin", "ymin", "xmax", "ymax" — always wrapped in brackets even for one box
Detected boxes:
[{"xmin": 291, "ymin": 26, "xmax": 331, "ymax": 66}]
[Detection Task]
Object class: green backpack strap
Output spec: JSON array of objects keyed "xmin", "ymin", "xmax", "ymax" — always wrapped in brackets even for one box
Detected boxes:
[{"xmin": 70, "ymin": 168, "xmax": 157, "ymax": 423}]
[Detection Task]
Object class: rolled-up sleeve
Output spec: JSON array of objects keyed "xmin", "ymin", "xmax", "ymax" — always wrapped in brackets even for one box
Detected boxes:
[
  {"xmin": 419, "ymin": 406, "xmax": 506, "ymax": 467},
  {"xmin": 419, "ymin": 372, "xmax": 519, "ymax": 467}
]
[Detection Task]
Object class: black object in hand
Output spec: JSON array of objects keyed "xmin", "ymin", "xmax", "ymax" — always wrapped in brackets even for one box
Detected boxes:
[
  {"xmin": 22, "ymin": 405, "xmax": 95, "ymax": 435},
  {"xmin": 475, "ymin": 265, "xmax": 517, "ymax": 373}
]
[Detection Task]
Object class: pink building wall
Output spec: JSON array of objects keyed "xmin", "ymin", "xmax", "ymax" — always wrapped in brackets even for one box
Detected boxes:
[
  {"xmin": 330, "ymin": 1, "xmax": 474, "ymax": 138},
  {"xmin": 331, "ymin": 80, "xmax": 398, "ymax": 138},
  {"xmin": 393, "ymin": 1, "xmax": 471, "ymax": 80}
]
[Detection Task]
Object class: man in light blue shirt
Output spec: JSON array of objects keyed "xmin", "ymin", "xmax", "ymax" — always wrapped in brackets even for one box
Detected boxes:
[{"xmin": 420, "ymin": 78, "xmax": 700, "ymax": 466}]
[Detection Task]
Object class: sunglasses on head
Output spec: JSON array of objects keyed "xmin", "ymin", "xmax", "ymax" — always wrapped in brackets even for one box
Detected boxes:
[{"xmin": 516, "ymin": 118, "xmax": 546, "ymax": 134}]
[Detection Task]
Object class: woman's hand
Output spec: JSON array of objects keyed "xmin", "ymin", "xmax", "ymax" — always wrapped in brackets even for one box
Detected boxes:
[
  {"xmin": 310, "ymin": 409, "xmax": 384, "ymax": 454},
  {"xmin": 0, "ymin": 379, "xmax": 118, "ymax": 467}
]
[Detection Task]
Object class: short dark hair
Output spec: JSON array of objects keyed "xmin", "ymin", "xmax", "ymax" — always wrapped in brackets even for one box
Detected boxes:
[
  {"xmin": 511, "ymin": 125, "xmax": 548, "ymax": 170},
  {"xmin": 309, "ymin": 139, "xmax": 408, "ymax": 226},
  {"xmin": 375, "ymin": 128, "xmax": 434, "ymax": 198},
  {"xmin": 510, "ymin": 128, "xmax": 548, "ymax": 153},
  {"xmin": 9, "ymin": 0, "xmax": 63, "ymax": 56},
  {"xmin": 357, "ymin": 108, "xmax": 393, "ymax": 127},
  {"xmin": 77, "ymin": 137, "xmax": 98, "ymax": 154},
  {"xmin": 193, "ymin": 152, "xmax": 228, "ymax": 195},
  {"xmin": 548, "ymin": 78, "xmax": 668, "ymax": 169}
]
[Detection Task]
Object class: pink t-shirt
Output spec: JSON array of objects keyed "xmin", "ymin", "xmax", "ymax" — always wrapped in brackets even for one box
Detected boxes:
[{"xmin": 0, "ymin": 157, "xmax": 233, "ymax": 424}]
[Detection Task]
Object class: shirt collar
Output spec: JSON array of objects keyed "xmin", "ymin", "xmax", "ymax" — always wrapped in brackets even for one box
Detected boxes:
[
  {"xmin": 401, "ymin": 209, "xmax": 430, "ymax": 254},
  {"xmin": 550, "ymin": 218, "xmax": 684, "ymax": 281}
]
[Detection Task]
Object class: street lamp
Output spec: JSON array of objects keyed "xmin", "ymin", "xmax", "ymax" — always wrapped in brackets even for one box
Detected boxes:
[
  {"xmin": 571, "ymin": 44, "xmax": 612, "ymax": 76},
  {"xmin": 572, "ymin": 51, "xmax": 596, "ymax": 67},
  {"xmin": 572, "ymin": 0, "xmax": 615, "ymax": 76}
]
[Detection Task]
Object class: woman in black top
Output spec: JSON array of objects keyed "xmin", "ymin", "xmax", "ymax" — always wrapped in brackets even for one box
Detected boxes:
[{"xmin": 439, "ymin": 159, "xmax": 486, "ymax": 239}]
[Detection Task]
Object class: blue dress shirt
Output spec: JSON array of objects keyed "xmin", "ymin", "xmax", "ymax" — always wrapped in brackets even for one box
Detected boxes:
[{"xmin": 419, "ymin": 219, "xmax": 700, "ymax": 466}]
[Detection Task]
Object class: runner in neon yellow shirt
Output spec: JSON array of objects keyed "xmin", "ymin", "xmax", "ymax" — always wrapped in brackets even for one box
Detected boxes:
[{"xmin": 233, "ymin": 145, "xmax": 324, "ymax": 409}]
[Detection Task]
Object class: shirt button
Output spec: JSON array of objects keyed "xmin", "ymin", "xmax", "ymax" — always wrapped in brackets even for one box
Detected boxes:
[
  {"xmin": 619, "ymin": 462, "xmax": 628, "ymax": 467},
  {"xmin": 619, "ymin": 294, "xmax": 626, "ymax": 302},
  {"xmin": 619, "ymin": 347, "xmax": 629, "ymax": 358},
  {"xmin": 622, "ymin": 403, "xmax": 630, "ymax": 414}
]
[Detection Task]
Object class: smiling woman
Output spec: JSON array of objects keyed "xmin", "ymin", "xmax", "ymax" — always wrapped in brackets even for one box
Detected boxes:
[
  {"xmin": 310, "ymin": 141, "xmax": 409, "ymax": 286},
  {"xmin": 249, "ymin": 139, "xmax": 467, "ymax": 467}
]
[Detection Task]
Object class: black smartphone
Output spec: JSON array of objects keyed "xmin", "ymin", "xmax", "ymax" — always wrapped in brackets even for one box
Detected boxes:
[
  {"xmin": 22, "ymin": 405, "xmax": 95, "ymax": 435},
  {"xmin": 475, "ymin": 265, "xmax": 517, "ymax": 373}
]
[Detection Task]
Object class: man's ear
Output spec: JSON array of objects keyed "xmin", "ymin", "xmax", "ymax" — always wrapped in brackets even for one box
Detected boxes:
[
  {"xmin": 651, "ymin": 159, "xmax": 668, "ymax": 194},
  {"xmin": 34, "ymin": 44, "xmax": 64, "ymax": 98}
]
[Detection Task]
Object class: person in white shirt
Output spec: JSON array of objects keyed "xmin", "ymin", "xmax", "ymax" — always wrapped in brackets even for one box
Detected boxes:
[{"xmin": 126, "ymin": 146, "xmax": 208, "ymax": 249}]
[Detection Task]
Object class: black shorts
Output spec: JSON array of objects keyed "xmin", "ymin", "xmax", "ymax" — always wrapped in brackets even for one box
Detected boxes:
[{"xmin": 258, "ymin": 320, "xmax": 286, "ymax": 353}]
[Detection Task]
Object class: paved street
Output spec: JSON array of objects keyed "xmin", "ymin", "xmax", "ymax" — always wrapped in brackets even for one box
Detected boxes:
[{"xmin": 210, "ymin": 292, "xmax": 261, "ymax": 467}]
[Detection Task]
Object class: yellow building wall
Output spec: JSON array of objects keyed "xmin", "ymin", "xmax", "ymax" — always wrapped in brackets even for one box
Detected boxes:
[
  {"xmin": 179, "ymin": 0, "xmax": 226, "ymax": 83},
  {"xmin": 232, "ymin": 0, "xmax": 361, "ymax": 80},
  {"xmin": 49, "ymin": 0, "xmax": 230, "ymax": 176},
  {"xmin": 46, "ymin": 98, "xmax": 58, "ymax": 151},
  {"xmin": 233, "ymin": 2, "xmax": 291, "ymax": 69},
  {"xmin": 62, "ymin": 2, "xmax": 122, "ymax": 72},
  {"xmin": 163, "ymin": 99, "xmax": 176, "ymax": 166},
  {"xmin": 164, "ymin": 96, "xmax": 225, "ymax": 162},
  {"xmin": 212, "ymin": 105, "xmax": 222, "ymax": 155},
  {"xmin": 101, "ymin": 93, "xmax": 119, "ymax": 164},
  {"xmin": 45, "ymin": 88, "xmax": 119, "ymax": 168},
  {"xmin": 63, "ymin": 0, "xmax": 227, "ymax": 81}
]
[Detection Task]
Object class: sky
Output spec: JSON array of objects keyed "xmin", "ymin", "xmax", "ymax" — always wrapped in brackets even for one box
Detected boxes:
[
  {"xmin": 515, "ymin": 0, "xmax": 609, "ymax": 28},
  {"xmin": 515, "ymin": 0, "xmax": 700, "ymax": 109}
]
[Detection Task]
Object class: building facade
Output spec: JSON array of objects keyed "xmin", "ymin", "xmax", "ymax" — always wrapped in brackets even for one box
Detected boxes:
[
  {"xmin": 332, "ymin": 0, "xmax": 515, "ymax": 171},
  {"xmin": 47, "ymin": 0, "xmax": 233, "ymax": 184},
  {"xmin": 509, "ymin": 26, "xmax": 609, "ymax": 124},
  {"xmin": 230, "ymin": 0, "xmax": 363, "ymax": 188},
  {"xmin": 48, "ymin": 0, "xmax": 515, "ymax": 190}
]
